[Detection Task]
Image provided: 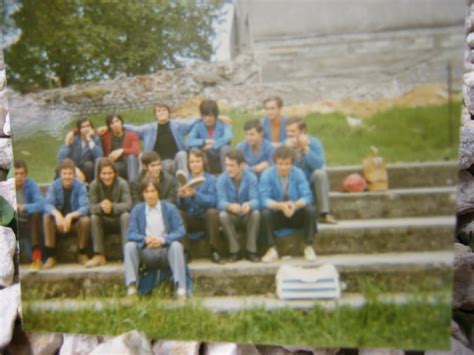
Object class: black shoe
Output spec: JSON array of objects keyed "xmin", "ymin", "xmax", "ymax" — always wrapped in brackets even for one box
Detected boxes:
[
  {"xmin": 211, "ymin": 250, "xmax": 223, "ymax": 264},
  {"xmin": 246, "ymin": 252, "xmax": 260, "ymax": 262},
  {"xmin": 228, "ymin": 252, "xmax": 242, "ymax": 263}
]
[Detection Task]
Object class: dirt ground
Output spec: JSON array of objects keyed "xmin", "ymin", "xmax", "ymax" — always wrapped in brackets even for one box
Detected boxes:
[{"xmin": 173, "ymin": 84, "xmax": 460, "ymax": 119}]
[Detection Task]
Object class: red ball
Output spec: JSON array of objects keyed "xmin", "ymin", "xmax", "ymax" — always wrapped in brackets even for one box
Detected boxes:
[{"xmin": 341, "ymin": 173, "xmax": 366, "ymax": 192}]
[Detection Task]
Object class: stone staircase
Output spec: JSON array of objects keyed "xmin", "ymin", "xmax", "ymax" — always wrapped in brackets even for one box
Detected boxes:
[{"xmin": 21, "ymin": 161, "xmax": 456, "ymax": 312}]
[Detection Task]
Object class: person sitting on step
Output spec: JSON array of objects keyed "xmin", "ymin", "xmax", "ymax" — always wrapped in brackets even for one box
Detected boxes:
[
  {"xmin": 260, "ymin": 96, "xmax": 288, "ymax": 148},
  {"xmin": 124, "ymin": 176, "xmax": 188, "ymax": 300},
  {"xmin": 42, "ymin": 159, "xmax": 90, "ymax": 269},
  {"xmin": 98, "ymin": 113, "xmax": 140, "ymax": 183},
  {"xmin": 285, "ymin": 116, "xmax": 337, "ymax": 224},
  {"xmin": 216, "ymin": 149, "xmax": 260, "ymax": 262},
  {"xmin": 124, "ymin": 103, "xmax": 192, "ymax": 176},
  {"xmin": 130, "ymin": 151, "xmax": 178, "ymax": 206},
  {"xmin": 236, "ymin": 119, "xmax": 274, "ymax": 177},
  {"xmin": 58, "ymin": 118, "xmax": 103, "ymax": 184},
  {"xmin": 14, "ymin": 160, "xmax": 44, "ymax": 271},
  {"xmin": 186, "ymin": 99, "xmax": 232, "ymax": 174},
  {"xmin": 260, "ymin": 146, "xmax": 317, "ymax": 263},
  {"xmin": 87, "ymin": 158, "xmax": 132, "ymax": 268},
  {"xmin": 177, "ymin": 148, "xmax": 222, "ymax": 264}
]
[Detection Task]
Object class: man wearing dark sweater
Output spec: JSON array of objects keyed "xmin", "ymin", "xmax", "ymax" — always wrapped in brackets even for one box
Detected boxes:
[
  {"xmin": 125, "ymin": 103, "xmax": 192, "ymax": 175},
  {"xmin": 130, "ymin": 152, "xmax": 178, "ymax": 206}
]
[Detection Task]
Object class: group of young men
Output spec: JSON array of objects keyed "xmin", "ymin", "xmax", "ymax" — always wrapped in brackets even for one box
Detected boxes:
[{"xmin": 16, "ymin": 96, "xmax": 337, "ymax": 299}]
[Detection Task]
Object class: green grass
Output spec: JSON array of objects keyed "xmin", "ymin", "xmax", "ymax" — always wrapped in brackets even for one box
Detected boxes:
[
  {"xmin": 13, "ymin": 102, "xmax": 461, "ymax": 183},
  {"xmin": 23, "ymin": 295, "xmax": 451, "ymax": 350}
]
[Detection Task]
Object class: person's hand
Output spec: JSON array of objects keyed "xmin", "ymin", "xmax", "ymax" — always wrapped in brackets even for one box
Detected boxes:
[
  {"xmin": 185, "ymin": 187, "xmax": 196, "ymax": 197},
  {"xmin": 228, "ymin": 203, "xmax": 242, "ymax": 215},
  {"xmin": 286, "ymin": 201, "xmax": 296, "ymax": 218},
  {"xmin": 295, "ymin": 135, "xmax": 309, "ymax": 153},
  {"xmin": 86, "ymin": 129, "xmax": 94, "ymax": 141},
  {"xmin": 272, "ymin": 142, "xmax": 282, "ymax": 148},
  {"xmin": 17, "ymin": 203, "xmax": 24, "ymax": 212},
  {"xmin": 96, "ymin": 126, "xmax": 108, "ymax": 135},
  {"xmin": 178, "ymin": 186, "xmax": 187, "ymax": 198},
  {"xmin": 254, "ymin": 162, "xmax": 269, "ymax": 173},
  {"xmin": 109, "ymin": 149, "xmax": 123, "ymax": 162},
  {"xmin": 65, "ymin": 130, "xmax": 75, "ymax": 146},
  {"xmin": 75, "ymin": 167, "xmax": 85, "ymax": 183},
  {"xmin": 203, "ymin": 142, "xmax": 213, "ymax": 151},
  {"xmin": 63, "ymin": 213, "xmax": 74, "ymax": 233},
  {"xmin": 54, "ymin": 213, "xmax": 65, "ymax": 233},
  {"xmin": 285, "ymin": 138, "xmax": 296, "ymax": 149},
  {"xmin": 241, "ymin": 202, "xmax": 251, "ymax": 215},
  {"xmin": 100, "ymin": 199, "xmax": 113, "ymax": 214},
  {"xmin": 219, "ymin": 115, "xmax": 232, "ymax": 125},
  {"xmin": 145, "ymin": 236, "xmax": 164, "ymax": 249}
]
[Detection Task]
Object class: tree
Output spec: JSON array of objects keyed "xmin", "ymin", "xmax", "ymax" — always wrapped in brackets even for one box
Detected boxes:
[{"xmin": 4, "ymin": 0, "xmax": 221, "ymax": 92}]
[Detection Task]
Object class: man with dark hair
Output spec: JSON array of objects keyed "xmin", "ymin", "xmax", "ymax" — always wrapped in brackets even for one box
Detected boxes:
[
  {"xmin": 260, "ymin": 96, "xmax": 288, "ymax": 147},
  {"xmin": 187, "ymin": 99, "xmax": 232, "ymax": 174},
  {"xmin": 237, "ymin": 119, "xmax": 274, "ymax": 176},
  {"xmin": 87, "ymin": 158, "xmax": 132, "ymax": 268},
  {"xmin": 124, "ymin": 176, "xmax": 188, "ymax": 300},
  {"xmin": 14, "ymin": 160, "xmax": 44, "ymax": 271},
  {"xmin": 43, "ymin": 159, "xmax": 90, "ymax": 269},
  {"xmin": 58, "ymin": 118, "xmax": 103, "ymax": 183},
  {"xmin": 285, "ymin": 116, "xmax": 336, "ymax": 224},
  {"xmin": 216, "ymin": 149, "xmax": 260, "ymax": 262},
  {"xmin": 99, "ymin": 114, "xmax": 140, "ymax": 182},
  {"xmin": 130, "ymin": 151, "xmax": 177, "ymax": 206},
  {"xmin": 124, "ymin": 103, "xmax": 193, "ymax": 175},
  {"xmin": 259, "ymin": 146, "xmax": 317, "ymax": 263}
]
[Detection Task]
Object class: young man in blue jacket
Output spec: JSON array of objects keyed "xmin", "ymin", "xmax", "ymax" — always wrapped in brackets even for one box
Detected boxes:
[
  {"xmin": 14, "ymin": 160, "xmax": 44, "ymax": 271},
  {"xmin": 124, "ymin": 176, "xmax": 188, "ymax": 300},
  {"xmin": 124, "ymin": 103, "xmax": 193, "ymax": 175},
  {"xmin": 178, "ymin": 148, "xmax": 222, "ymax": 264},
  {"xmin": 236, "ymin": 119, "xmax": 274, "ymax": 177},
  {"xmin": 186, "ymin": 99, "xmax": 232, "ymax": 174},
  {"xmin": 285, "ymin": 117, "xmax": 337, "ymax": 224},
  {"xmin": 260, "ymin": 96, "xmax": 288, "ymax": 147},
  {"xmin": 260, "ymin": 146, "xmax": 317, "ymax": 262},
  {"xmin": 43, "ymin": 159, "xmax": 90, "ymax": 269},
  {"xmin": 58, "ymin": 118, "xmax": 103, "ymax": 183},
  {"xmin": 216, "ymin": 150, "xmax": 260, "ymax": 262}
]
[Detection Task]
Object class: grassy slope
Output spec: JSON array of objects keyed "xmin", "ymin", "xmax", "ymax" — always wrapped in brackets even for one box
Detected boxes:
[
  {"xmin": 13, "ymin": 102, "xmax": 461, "ymax": 182},
  {"xmin": 24, "ymin": 296, "xmax": 451, "ymax": 350}
]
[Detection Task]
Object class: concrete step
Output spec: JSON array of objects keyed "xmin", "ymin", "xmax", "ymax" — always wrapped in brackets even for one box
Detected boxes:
[
  {"xmin": 20, "ymin": 251, "xmax": 453, "ymax": 300},
  {"xmin": 327, "ymin": 161, "xmax": 457, "ymax": 191},
  {"xmin": 37, "ymin": 161, "xmax": 457, "ymax": 193},
  {"xmin": 23, "ymin": 291, "xmax": 451, "ymax": 314},
  {"xmin": 24, "ymin": 216, "xmax": 455, "ymax": 264},
  {"xmin": 330, "ymin": 187, "xmax": 456, "ymax": 219}
]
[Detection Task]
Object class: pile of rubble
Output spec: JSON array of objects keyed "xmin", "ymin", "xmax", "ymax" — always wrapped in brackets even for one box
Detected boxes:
[
  {"xmin": 0, "ymin": 45, "xmax": 21, "ymax": 351},
  {"xmin": 449, "ymin": 1, "xmax": 474, "ymax": 353}
]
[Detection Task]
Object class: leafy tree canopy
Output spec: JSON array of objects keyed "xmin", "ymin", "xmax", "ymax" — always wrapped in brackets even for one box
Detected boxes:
[{"xmin": 4, "ymin": 0, "xmax": 221, "ymax": 93}]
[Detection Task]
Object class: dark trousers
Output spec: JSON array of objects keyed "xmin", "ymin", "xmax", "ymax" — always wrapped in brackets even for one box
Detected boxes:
[
  {"xmin": 18, "ymin": 213, "xmax": 42, "ymax": 261},
  {"xmin": 43, "ymin": 214, "xmax": 90, "ymax": 254},
  {"xmin": 262, "ymin": 205, "xmax": 317, "ymax": 247},
  {"xmin": 180, "ymin": 209, "xmax": 220, "ymax": 250},
  {"xmin": 114, "ymin": 155, "xmax": 139, "ymax": 183}
]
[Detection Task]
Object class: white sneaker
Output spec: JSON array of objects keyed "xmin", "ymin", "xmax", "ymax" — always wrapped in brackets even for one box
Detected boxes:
[
  {"xmin": 261, "ymin": 247, "xmax": 279, "ymax": 263},
  {"xmin": 176, "ymin": 287, "xmax": 187, "ymax": 301},
  {"xmin": 127, "ymin": 285, "xmax": 137, "ymax": 297},
  {"xmin": 304, "ymin": 246, "xmax": 317, "ymax": 261}
]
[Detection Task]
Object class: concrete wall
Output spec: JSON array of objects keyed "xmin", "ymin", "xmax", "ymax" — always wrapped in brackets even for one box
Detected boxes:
[{"xmin": 234, "ymin": 0, "xmax": 465, "ymax": 86}]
